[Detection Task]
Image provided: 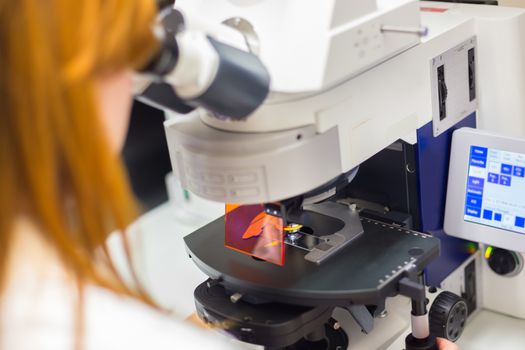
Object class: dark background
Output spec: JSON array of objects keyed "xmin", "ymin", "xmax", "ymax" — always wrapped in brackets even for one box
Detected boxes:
[{"xmin": 122, "ymin": 101, "xmax": 171, "ymax": 211}]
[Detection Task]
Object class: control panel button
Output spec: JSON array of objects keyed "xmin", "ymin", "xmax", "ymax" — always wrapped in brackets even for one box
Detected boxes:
[
  {"xmin": 203, "ymin": 186, "xmax": 227, "ymax": 198},
  {"xmin": 202, "ymin": 173, "xmax": 225, "ymax": 185},
  {"xmin": 228, "ymin": 173, "xmax": 258, "ymax": 185},
  {"xmin": 231, "ymin": 188, "xmax": 260, "ymax": 198}
]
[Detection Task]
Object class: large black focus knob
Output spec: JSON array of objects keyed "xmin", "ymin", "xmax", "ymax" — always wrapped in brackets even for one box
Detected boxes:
[
  {"xmin": 429, "ymin": 291, "xmax": 468, "ymax": 342},
  {"xmin": 487, "ymin": 248, "xmax": 521, "ymax": 276}
]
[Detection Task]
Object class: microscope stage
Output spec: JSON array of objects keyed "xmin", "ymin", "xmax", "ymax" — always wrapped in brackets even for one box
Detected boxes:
[{"xmin": 185, "ymin": 216, "xmax": 440, "ymax": 306}]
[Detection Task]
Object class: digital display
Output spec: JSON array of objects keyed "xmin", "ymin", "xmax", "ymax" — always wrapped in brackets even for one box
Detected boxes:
[{"xmin": 464, "ymin": 145, "xmax": 525, "ymax": 234}]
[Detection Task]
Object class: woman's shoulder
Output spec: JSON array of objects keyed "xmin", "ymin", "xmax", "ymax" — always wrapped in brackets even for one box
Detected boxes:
[
  {"xmin": 4, "ymin": 217, "xmax": 247, "ymax": 349},
  {"xmin": 4, "ymin": 274, "xmax": 244, "ymax": 350},
  {"xmin": 84, "ymin": 285, "xmax": 247, "ymax": 349}
]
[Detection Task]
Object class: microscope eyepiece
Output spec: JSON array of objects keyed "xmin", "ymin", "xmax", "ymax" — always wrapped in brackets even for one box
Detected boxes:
[
  {"xmin": 156, "ymin": 0, "xmax": 175, "ymax": 12},
  {"xmin": 140, "ymin": 32, "xmax": 179, "ymax": 77},
  {"xmin": 137, "ymin": 5, "xmax": 270, "ymax": 119}
]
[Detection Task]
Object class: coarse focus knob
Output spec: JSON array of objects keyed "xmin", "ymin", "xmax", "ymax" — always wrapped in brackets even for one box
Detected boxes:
[
  {"xmin": 487, "ymin": 248, "xmax": 521, "ymax": 276},
  {"xmin": 429, "ymin": 291, "xmax": 468, "ymax": 342}
]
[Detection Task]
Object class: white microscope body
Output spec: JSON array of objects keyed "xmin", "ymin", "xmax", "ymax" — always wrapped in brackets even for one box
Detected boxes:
[
  {"xmin": 165, "ymin": 1, "xmax": 525, "ymax": 205},
  {"xmin": 156, "ymin": 1, "xmax": 525, "ymax": 349}
]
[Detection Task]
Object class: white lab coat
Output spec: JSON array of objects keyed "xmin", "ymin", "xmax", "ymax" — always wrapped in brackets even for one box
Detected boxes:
[{"xmin": 1, "ymin": 217, "xmax": 242, "ymax": 350}]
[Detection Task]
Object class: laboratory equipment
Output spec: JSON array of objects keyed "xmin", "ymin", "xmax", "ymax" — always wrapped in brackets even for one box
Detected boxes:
[
  {"xmin": 137, "ymin": 0, "xmax": 525, "ymax": 348},
  {"xmin": 444, "ymin": 127, "xmax": 525, "ymax": 319}
]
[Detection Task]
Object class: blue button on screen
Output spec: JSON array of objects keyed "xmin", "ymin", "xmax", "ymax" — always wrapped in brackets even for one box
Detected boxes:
[
  {"xmin": 494, "ymin": 213, "xmax": 502, "ymax": 222},
  {"xmin": 483, "ymin": 210, "xmax": 493, "ymax": 220},
  {"xmin": 465, "ymin": 207, "xmax": 481, "ymax": 218},
  {"xmin": 513, "ymin": 166, "xmax": 525, "ymax": 178},
  {"xmin": 468, "ymin": 177, "xmax": 485, "ymax": 188},
  {"xmin": 515, "ymin": 217, "xmax": 525, "ymax": 228},
  {"xmin": 500, "ymin": 175, "xmax": 512, "ymax": 186},
  {"xmin": 465, "ymin": 195, "xmax": 483, "ymax": 208},
  {"xmin": 466, "ymin": 187, "xmax": 483, "ymax": 196},
  {"xmin": 471, "ymin": 146, "xmax": 488, "ymax": 158},
  {"xmin": 501, "ymin": 164, "xmax": 513, "ymax": 175},
  {"xmin": 470, "ymin": 157, "xmax": 487, "ymax": 168},
  {"xmin": 487, "ymin": 173, "xmax": 499, "ymax": 184}
]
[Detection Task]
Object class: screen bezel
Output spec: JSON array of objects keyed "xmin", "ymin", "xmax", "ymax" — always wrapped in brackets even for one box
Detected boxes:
[{"xmin": 444, "ymin": 127, "xmax": 525, "ymax": 252}]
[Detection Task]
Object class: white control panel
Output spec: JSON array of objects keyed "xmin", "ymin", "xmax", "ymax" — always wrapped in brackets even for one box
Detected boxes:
[{"xmin": 445, "ymin": 128, "xmax": 525, "ymax": 253}]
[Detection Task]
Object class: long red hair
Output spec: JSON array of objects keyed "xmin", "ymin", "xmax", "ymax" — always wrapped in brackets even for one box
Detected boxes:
[{"xmin": 0, "ymin": 0, "xmax": 159, "ymax": 320}]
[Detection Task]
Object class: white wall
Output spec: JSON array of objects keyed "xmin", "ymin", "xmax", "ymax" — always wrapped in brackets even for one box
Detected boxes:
[{"xmin": 500, "ymin": 0, "xmax": 525, "ymax": 8}]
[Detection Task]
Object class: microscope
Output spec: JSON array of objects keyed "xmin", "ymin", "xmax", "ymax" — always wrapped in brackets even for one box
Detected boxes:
[{"xmin": 137, "ymin": 1, "xmax": 525, "ymax": 349}]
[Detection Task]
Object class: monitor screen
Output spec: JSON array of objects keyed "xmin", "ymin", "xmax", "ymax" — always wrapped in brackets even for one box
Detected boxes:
[{"xmin": 464, "ymin": 145, "xmax": 525, "ymax": 234}]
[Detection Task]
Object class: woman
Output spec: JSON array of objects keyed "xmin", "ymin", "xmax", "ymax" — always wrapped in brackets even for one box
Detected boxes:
[
  {"xmin": 0, "ymin": 0, "xmax": 237, "ymax": 348},
  {"xmin": 0, "ymin": 0, "xmax": 460, "ymax": 349}
]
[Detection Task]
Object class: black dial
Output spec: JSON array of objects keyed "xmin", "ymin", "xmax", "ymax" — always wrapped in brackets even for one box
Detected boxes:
[
  {"xmin": 429, "ymin": 291, "xmax": 468, "ymax": 342},
  {"xmin": 487, "ymin": 248, "xmax": 521, "ymax": 276}
]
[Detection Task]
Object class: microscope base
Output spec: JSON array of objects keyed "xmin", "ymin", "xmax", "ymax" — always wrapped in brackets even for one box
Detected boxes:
[
  {"xmin": 195, "ymin": 281, "xmax": 348, "ymax": 349},
  {"xmin": 405, "ymin": 334, "xmax": 438, "ymax": 350}
]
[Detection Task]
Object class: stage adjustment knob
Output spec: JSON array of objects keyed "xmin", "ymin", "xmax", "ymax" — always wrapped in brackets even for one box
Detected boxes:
[{"xmin": 429, "ymin": 291, "xmax": 468, "ymax": 342}]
